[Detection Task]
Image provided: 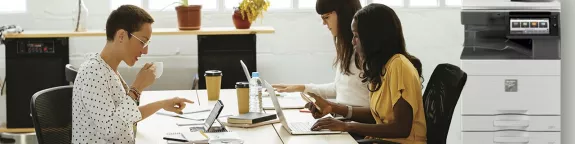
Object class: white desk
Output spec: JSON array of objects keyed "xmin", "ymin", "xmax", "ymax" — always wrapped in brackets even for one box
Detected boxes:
[
  {"xmin": 135, "ymin": 89, "xmax": 357, "ymax": 144},
  {"xmin": 135, "ymin": 90, "xmax": 282, "ymax": 144}
]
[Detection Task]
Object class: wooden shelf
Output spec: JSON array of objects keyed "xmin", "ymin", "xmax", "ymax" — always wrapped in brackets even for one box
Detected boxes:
[
  {"xmin": 0, "ymin": 123, "xmax": 35, "ymax": 133},
  {"xmin": 4, "ymin": 26, "xmax": 275, "ymax": 38}
]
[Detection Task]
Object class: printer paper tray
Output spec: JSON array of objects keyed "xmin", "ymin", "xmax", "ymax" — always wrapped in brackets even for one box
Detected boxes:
[
  {"xmin": 462, "ymin": 132, "xmax": 560, "ymax": 144},
  {"xmin": 461, "ymin": 60, "xmax": 560, "ymax": 76},
  {"xmin": 462, "ymin": 116, "xmax": 560, "ymax": 132},
  {"xmin": 461, "ymin": 75, "xmax": 560, "ymax": 115}
]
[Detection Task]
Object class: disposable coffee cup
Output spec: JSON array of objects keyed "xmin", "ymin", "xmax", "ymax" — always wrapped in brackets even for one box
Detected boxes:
[
  {"xmin": 235, "ymin": 82, "xmax": 250, "ymax": 114},
  {"xmin": 205, "ymin": 70, "xmax": 222, "ymax": 100}
]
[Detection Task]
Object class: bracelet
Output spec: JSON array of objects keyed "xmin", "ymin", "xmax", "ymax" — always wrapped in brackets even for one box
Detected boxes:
[
  {"xmin": 129, "ymin": 90, "xmax": 140, "ymax": 105},
  {"xmin": 129, "ymin": 86, "xmax": 141, "ymax": 103},
  {"xmin": 345, "ymin": 105, "xmax": 353, "ymax": 119}
]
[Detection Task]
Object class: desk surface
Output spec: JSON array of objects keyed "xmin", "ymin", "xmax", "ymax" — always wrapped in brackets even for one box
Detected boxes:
[
  {"xmin": 136, "ymin": 90, "xmax": 283, "ymax": 144},
  {"xmin": 4, "ymin": 26, "xmax": 275, "ymax": 38},
  {"xmin": 136, "ymin": 89, "xmax": 357, "ymax": 144}
]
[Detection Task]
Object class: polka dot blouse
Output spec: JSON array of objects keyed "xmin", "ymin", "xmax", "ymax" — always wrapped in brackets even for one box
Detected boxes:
[{"xmin": 72, "ymin": 53, "xmax": 142, "ymax": 144}]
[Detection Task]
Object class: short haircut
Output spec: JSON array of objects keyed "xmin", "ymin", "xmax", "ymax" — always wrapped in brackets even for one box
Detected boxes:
[{"xmin": 105, "ymin": 5, "xmax": 154, "ymax": 41}]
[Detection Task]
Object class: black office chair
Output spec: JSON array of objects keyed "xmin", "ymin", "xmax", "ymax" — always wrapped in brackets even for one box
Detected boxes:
[
  {"xmin": 65, "ymin": 64, "xmax": 77, "ymax": 84},
  {"xmin": 30, "ymin": 85, "xmax": 73, "ymax": 144},
  {"xmin": 357, "ymin": 63, "xmax": 467, "ymax": 144}
]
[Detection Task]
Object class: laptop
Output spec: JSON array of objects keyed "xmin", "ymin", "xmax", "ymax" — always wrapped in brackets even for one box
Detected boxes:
[
  {"xmin": 239, "ymin": 60, "xmax": 306, "ymax": 109},
  {"xmin": 189, "ymin": 100, "xmax": 229, "ymax": 133},
  {"xmin": 263, "ymin": 80, "xmax": 342, "ymax": 135},
  {"xmin": 240, "ymin": 60, "xmax": 251, "ymax": 81}
]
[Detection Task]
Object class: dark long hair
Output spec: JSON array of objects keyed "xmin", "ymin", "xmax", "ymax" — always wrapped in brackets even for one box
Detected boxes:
[
  {"xmin": 354, "ymin": 3, "xmax": 423, "ymax": 92},
  {"xmin": 316, "ymin": 0, "xmax": 362, "ymax": 75}
]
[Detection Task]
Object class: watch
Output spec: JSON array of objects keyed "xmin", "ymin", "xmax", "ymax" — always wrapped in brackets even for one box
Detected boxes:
[{"xmin": 345, "ymin": 105, "xmax": 353, "ymax": 119}]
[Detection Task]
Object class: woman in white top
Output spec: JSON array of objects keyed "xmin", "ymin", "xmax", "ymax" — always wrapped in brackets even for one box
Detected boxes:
[
  {"xmin": 273, "ymin": 0, "xmax": 369, "ymax": 111},
  {"xmin": 72, "ymin": 5, "xmax": 193, "ymax": 144}
]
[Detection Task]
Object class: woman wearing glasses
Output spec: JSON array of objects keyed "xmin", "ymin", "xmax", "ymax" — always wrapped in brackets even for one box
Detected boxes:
[{"xmin": 72, "ymin": 5, "xmax": 194, "ymax": 143}]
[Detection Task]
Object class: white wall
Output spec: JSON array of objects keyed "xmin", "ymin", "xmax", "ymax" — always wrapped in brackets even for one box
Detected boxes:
[{"xmin": 5, "ymin": 0, "xmax": 575, "ymax": 143}]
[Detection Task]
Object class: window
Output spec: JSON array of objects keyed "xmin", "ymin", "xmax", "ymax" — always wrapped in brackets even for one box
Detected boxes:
[
  {"xmin": 410, "ymin": 0, "xmax": 438, "ymax": 6},
  {"xmin": 225, "ymin": 0, "xmax": 242, "ymax": 9},
  {"xmin": 225, "ymin": 0, "xmax": 291, "ymax": 9},
  {"xmin": 298, "ymin": 0, "xmax": 315, "ymax": 9},
  {"xmin": 110, "ymin": 0, "xmax": 142, "ymax": 10},
  {"xmin": 446, "ymin": 0, "xmax": 461, "ymax": 6},
  {"xmin": 110, "ymin": 0, "xmax": 460, "ymax": 12},
  {"xmin": 149, "ymin": 0, "xmax": 217, "ymax": 11},
  {"xmin": 268, "ymin": 0, "xmax": 292, "ymax": 9},
  {"xmin": 299, "ymin": 0, "xmax": 367, "ymax": 9},
  {"xmin": 373, "ymin": 0, "xmax": 403, "ymax": 7},
  {"xmin": 0, "ymin": 0, "xmax": 26, "ymax": 13}
]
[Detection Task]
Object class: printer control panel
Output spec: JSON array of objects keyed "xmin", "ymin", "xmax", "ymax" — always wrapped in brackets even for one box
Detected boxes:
[{"xmin": 509, "ymin": 18, "xmax": 549, "ymax": 34}]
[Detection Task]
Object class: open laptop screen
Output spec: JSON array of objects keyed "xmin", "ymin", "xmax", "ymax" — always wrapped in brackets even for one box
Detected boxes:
[
  {"xmin": 262, "ymin": 80, "xmax": 289, "ymax": 127},
  {"xmin": 240, "ymin": 60, "xmax": 251, "ymax": 81}
]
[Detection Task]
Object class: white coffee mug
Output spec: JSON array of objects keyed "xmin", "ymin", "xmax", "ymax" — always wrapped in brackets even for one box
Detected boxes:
[{"xmin": 152, "ymin": 62, "xmax": 163, "ymax": 79}]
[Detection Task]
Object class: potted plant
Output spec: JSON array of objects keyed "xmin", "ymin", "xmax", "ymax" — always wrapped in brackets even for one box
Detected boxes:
[
  {"xmin": 233, "ymin": 0, "xmax": 270, "ymax": 29},
  {"xmin": 175, "ymin": 0, "xmax": 202, "ymax": 30}
]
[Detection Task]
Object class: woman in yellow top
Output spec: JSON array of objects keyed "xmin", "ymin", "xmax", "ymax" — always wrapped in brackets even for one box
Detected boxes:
[{"xmin": 309, "ymin": 3, "xmax": 426, "ymax": 144}]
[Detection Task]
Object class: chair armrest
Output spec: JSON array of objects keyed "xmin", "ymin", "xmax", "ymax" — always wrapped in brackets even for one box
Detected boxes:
[{"xmin": 356, "ymin": 139, "xmax": 401, "ymax": 144}]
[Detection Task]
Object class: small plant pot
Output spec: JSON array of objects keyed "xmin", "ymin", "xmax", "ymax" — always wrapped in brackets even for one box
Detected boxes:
[
  {"xmin": 232, "ymin": 9, "xmax": 252, "ymax": 29},
  {"xmin": 175, "ymin": 5, "xmax": 202, "ymax": 30}
]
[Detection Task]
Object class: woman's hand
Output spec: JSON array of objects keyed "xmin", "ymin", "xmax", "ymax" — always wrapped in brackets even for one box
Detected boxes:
[
  {"xmin": 132, "ymin": 63, "xmax": 156, "ymax": 90},
  {"xmin": 304, "ymin": 92, "xmax": 333, "ymax": 119},
  {"xmin": 272, "ymin": 84, "xmax": 305, "ymax": 93},
  {"xmin": 162, "ymin": 97, "xmax": 194, "ymax": 114},
  {"xmin": 311, "ymin": 117, "xmax": 348, "ymax": 131}
]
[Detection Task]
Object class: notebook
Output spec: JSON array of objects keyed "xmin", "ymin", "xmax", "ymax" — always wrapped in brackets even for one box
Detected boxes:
[
  {"xmin": 165, "ymin": 131, "xmax": 243, "ymax": 144},
  {"xmin": 227, "ymin": 112, "xmax": 277, "ymax": 124}
]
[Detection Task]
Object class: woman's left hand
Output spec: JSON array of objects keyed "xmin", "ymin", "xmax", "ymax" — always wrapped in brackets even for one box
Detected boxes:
[
  {"xmin": 162, "ymin": 97, "xmax": 194, "ymax": 114},
  {"xmin": 311, "ymin": 117, "xmax": 348, "ymax": 131}
]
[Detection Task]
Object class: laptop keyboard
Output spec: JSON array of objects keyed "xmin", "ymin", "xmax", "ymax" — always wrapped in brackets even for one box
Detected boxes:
[
  {"xmin": 289, "ymin": 122, "xmax": 315, "ymax": 132},
  {"xmin": 189, "ymin": 127, "xmax": 205, "ymax": 132}
]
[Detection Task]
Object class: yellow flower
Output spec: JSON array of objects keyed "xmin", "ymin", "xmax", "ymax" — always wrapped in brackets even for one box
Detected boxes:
[{"xmin": 238, "ymin": 0, "xmax": 270, "ymax": 23}]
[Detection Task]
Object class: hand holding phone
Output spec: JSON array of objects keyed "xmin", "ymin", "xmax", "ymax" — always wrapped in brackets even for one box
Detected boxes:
[
  {"xmin": 301, "ymin": 92, "xmax": 334, "ymax": 119},
  {"xmin": 300, "ymin": 92, "xmax": 321, "ymax": 111}
]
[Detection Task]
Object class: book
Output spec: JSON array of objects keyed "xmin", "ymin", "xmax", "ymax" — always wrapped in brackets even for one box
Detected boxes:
[
  {"xmin": 222, "ymin": 119, "xmax": 280, "ymax": 128},
  {"xmin": 227, "ymin": 112, "xmax": 277, "ymax": 124}
]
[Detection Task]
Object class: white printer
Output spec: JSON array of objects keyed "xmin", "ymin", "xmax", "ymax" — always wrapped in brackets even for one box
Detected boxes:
[{"xmin": 460, "ymin": 0, "xmax": 561, "ymax": 143}]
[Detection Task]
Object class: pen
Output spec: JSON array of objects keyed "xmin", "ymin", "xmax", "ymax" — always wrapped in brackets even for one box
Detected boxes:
[
  {"xmin": 183, "ymin": 109, "xmax": 210, "ymax": 114},
  {"xmin": 199, "ymin": 130, "xmax": 209, "ymax": 139},
  {"xmin": 156, "ymin": 112, "xmax": 199, "ymax": 121}
]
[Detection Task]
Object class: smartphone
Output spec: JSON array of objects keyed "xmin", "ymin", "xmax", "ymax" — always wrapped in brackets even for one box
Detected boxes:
[
  {"xmin": 300, "ymin": 93, "xmax": 321, "ymax": 111},
  {"xmin": 163, "ymin": 132, "xmax": 188, "ymax": 142}
]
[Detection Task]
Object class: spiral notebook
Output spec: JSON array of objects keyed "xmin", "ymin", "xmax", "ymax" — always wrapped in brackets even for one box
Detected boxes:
[{"xmin": 165, "ymin": 131, "xmax": 243, "ymax": 144}]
